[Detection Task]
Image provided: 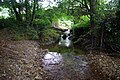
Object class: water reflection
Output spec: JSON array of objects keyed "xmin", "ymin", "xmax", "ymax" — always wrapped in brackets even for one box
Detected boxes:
[
  {"xmin": 42, "ymin": 52, "xmax": 92, "ymax": 79},
  {"xmin": 42, "ymin": 30, "xmax": 91, "ymax": 79},
  {"xmin": 42, "ymin": 52, "xmax": 63, "ymax": 71}
]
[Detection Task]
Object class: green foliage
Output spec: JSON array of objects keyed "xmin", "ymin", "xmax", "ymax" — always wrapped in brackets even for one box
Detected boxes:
[
  {"xmin": 0, "ymin": 8, "xmax": 1, "ymax": 11},
  {"xmin": 25, "ymin": 27, "xmax": 39, "ymax": 40},
  {"xmin": 12, "ymin": 33, "xmax": 25, "ymax": 41},
  {"xmin": 0, "ymin": 19, "xmax": 40, "ymax": 41},
  {"xmin": 73, "ymin": 15, "xmax": 90, "ymax": 29},
  {"xmin": 71, "ymin": 15, "xmax": 90, "ymax": 41},
  {"xmin": 40, "ymin": 28, "xmax": 60, "ymax": 42},
  {"xmin": 105, "ymin": 11, "xmax": 120, "ymax": 45},
  {"xmin": 0, "ymin": 18, "xmax": 17, "ymax": 29},
  {"xmin": 49, "ymin": 44, "xmax": 73, "ymax": 53},
  {"xmin": 0, "ymin": 0, "xmax": 119, "ymax": 53},
  {"xmin": 34, "ymin": 18, "xmax": 51, "ymax": 27},
  {"xmin": 109, "ymin": 31, "xmax": 120, "ymax": 45},
  {"xmin": 48, "ymin": 44, "xmax": 85, "ymax": 54},
  {"xmin": 12, "ymin": 27, "xmax": 39, "ymax": 41}
]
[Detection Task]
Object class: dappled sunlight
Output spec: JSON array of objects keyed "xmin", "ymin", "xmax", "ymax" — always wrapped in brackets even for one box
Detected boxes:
[
  {"xmin": 58, "ymin": 19, "xmax": 73, "ymax": 29},
  {"xmin": 0, "ymin": 7, "xmax": 9, "ymax": 18}
]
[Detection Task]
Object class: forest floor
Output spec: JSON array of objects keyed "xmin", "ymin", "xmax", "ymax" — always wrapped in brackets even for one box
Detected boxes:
[{"xmin": 0, "ymin": 28, "xmax": 120, "ymax": 80}]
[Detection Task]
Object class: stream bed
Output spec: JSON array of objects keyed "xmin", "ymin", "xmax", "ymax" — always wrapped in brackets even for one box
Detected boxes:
[
  {"xmin": 42, "ymin": 51, "xmax": 92, "ymax": 80},
  {"xmin": 0, "ymin": 40, "xmax": 120, "ymax": 80},
  {"xmin": 0, "ymin": 30, "xmax": 119, "ymax": 80},
  {"xmin": 41, "ymin": 29, "xmax": 93, "ymax": 79}
]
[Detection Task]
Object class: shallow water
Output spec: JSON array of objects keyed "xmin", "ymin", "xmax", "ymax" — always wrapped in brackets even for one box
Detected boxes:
[
  {"xmin": 42, "ymin": 50, "xmax": 92, "ymax": 80},
  {"xmin": 41, "ymin": 29, "xmax": 92, "ymax": 79}
]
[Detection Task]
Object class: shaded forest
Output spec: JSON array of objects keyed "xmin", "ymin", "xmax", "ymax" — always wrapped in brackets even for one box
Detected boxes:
[
  {"xmin": 0, "ymin": 0, "xmax": 120, "ymax": 53},
  {"xmin": 0, "ymin": 0, "xmax": 120, "ymax": 80}
]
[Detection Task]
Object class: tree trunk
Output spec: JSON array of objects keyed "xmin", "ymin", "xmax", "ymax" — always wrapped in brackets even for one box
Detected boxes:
[
  {"xmin": 25, "ymin": 0, "xmax": 29, "ymax": 20},
  {"xmin": 100, "ymin": 25, "xmax": 104, "ymax": 51},
  {"xmin": 90, "ymin": 0, "xmax": 95, "ymax": 49},
  {"xmin": 30, "ymin": 0, "xmax": 36, "ymax": 26},
  {"xmin": 84, "ymin": 0, "xmax": 90, "ymax": 12},
  {"xmin": 12, "ymin": 5, "xmax": 21, "ymax": 21},
  {"xmin": 11, "ymin": 1, "xmax": 22, "ymax": 21}
]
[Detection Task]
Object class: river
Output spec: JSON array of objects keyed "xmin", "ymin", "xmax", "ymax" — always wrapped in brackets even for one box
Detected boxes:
[{"xmin": 41, "ymin": 29, "xmax": 92, "ymax": 80}]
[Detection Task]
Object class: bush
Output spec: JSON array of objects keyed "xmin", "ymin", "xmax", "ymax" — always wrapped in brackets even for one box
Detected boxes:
[
  {"xmin": 40, "ymin": 28, "xmax": 60, "ymax": 42},
  {"xmin": 34, "ymin": 18, "xmax": 51, "ymax": 27},
  {"xmin": 12, "ymin": 33, "xmax": 25, "ymax": 41},
  {"xmin": 25, "ymin": 27, "xmax": 39, "ymax": 40},
  {"xmin": 0, "ymin": 18, "xmax": 17, "ymax": 29},
  {"xmin": 72, "ymin": 15, "xmax": 90, "ymax": 37},
  {"xmin": 73, "ymin": 15, "xmax": 90, "ymax": 29}
]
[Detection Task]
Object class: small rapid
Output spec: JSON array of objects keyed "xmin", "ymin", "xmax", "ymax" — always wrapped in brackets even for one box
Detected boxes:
[{"xmin": 59, "ymin": 29, "xmax": 72, "ymax": 47}]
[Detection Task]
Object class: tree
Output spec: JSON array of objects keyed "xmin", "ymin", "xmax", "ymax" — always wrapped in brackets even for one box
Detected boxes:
[
  {"xmin": 11, "ymin": 0, "xmax": 22, "ymax": 21},
  {"xmin": 90, "ymin": 0, "xmax": 95, "ymax": 49},
  {"xmin": 30, "ymin": 0, "xmax": 37, "ymax": 26},
  {"xmin": 25, "ymin": 0, "xmax": 30, "ymax": 21}
]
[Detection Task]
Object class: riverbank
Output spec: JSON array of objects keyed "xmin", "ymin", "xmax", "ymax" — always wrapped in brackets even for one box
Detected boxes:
[{"xmin": 0, "ymin": 40, "xmax": 120, "ymax": 80}]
